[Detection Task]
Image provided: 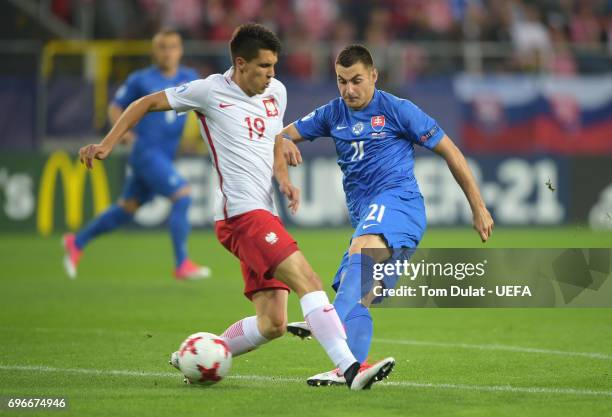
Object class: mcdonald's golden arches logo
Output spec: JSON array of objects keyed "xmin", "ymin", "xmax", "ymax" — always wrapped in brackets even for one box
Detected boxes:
[{"xmin": 37, "ymin": 151, "xmax": 110, "ymax": 236}]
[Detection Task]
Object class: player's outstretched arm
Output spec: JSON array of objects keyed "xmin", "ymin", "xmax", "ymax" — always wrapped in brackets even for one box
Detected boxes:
[
  {"xmin": 277, "ymin": 123, "xmax": 304, "ymax": 167},
  {"xmin": 79, "ymin": 91, "xmax": 172, "ymax": 169},
  {"xmin": 273, "ymin": 134, "xmax": 300, "ymax": 215},
  {"xmin": 107, "ymin": 103, "xmax": 135, "ymax": 145},
  {"xmin": 433, "ymin": 135, "xmax": 494, "ymax": 242}
]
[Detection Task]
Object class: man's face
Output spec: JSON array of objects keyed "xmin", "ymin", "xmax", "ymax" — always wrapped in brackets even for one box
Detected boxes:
[
  {"xmin": 336, "ymin": 62, "xmax": 377, "ymax": 110},
  {"xmin": 152, "ymin": 33, "xmax": 183, "ymax": 72},
  {"xmin": 236, "ymin": 49, "xmax": 278, "ymax": 96}
]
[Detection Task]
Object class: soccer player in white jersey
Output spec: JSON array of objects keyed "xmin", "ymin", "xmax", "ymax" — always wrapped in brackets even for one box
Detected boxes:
[{"xmin": 78, "ymin": 23, "xmax": 394, "ymax": 390}]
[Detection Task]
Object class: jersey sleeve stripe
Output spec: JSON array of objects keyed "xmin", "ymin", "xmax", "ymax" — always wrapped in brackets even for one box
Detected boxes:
[{"xmin": 196, "ymin": 111, "xmax": 229, "ymax": 219}]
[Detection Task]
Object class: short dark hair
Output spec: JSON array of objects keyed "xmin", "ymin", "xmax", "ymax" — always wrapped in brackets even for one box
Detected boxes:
[
  {"xmin": 335, "ymin": 44, "xmax": 374, "ymax": 68},
  {"xmin": 153, "ymin": 28, "xmax": 181, "ymax": 39},
  {"xmin": 230, "ymin": 23, "xmax": 281, "ymax": 63}
]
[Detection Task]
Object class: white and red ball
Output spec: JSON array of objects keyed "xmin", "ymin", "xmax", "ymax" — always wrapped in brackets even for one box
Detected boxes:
[{"xmin": 177, "ymin": 332, "xmax": 232, "ymax": 385}]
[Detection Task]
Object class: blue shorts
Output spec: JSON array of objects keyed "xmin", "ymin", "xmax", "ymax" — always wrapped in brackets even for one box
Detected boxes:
[
  {"xmin": 352, "ymin": 190, "xmax": 426, "ymax": 248},
  {"xmin": 121, "ymin": 151, "xmax": 187, "ymax": 204},
  {"xmin": 332, "ymin": 190, "xmax": 426, "ymax": 293}
]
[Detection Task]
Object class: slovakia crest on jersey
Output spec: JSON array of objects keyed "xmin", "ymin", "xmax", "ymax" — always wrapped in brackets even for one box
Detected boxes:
[
  {"xmin": 371, "ymin": 115, "xmax": 385, "ymax": 132},
  {"xmin": 263, "ymin": 97, "xmax": 279, "ymax": 117}
]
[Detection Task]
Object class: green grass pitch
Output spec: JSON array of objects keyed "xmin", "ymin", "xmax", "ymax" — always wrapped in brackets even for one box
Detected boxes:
[{"xmin": 1, "ymin": 227, "xmax": 611, "ymax": 417}]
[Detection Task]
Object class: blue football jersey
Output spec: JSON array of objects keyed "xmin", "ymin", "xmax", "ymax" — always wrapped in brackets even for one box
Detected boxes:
[
  {"xmin": 294, "ymin": 89, "xmax": 445, "ymax": 223},
  {"xmin": 113, "ymin": 65, "xmax": 198, "ymax": 163}
]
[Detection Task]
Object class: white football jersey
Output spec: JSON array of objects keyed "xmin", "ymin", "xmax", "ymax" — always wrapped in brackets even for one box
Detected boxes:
[{"xmin": 165, "ymin": 68, "xmax": 286, "ymax": 221}]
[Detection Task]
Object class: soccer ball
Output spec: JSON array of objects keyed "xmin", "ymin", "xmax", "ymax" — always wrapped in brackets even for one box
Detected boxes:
[{"xmin": 176, "ymin": 332, "xmax": 232, "ymax": 385}]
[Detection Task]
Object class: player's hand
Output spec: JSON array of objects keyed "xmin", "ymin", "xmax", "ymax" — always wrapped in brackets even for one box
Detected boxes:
[
  {"xmin": 79, "ymin": 143, "xmax": 112, "ymax": 169},
  {"xmin": 473, "ymin": 206, "xmax": 494, "ymax": 243},
  {"xmin": 279, "ymin": 181, "xmax": 300, "ymax": 215},
  {"xmin": 281, "ymin": 137, "xmax": 302, "ymax": 167}
]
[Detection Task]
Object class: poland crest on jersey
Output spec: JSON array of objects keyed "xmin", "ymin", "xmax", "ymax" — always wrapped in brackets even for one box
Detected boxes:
[
  {"xmin": 263, "ymin": 97, "xmax": 279, "ymax": 117},
  {"xmin": 371, "ymin": 115, "xmax": 385, "ymax": 132}
]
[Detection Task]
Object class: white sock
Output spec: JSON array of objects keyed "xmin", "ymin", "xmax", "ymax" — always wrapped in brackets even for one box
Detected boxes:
[
  {"xmin": 220, "ymin": 316, "xmax": 268, "ymax": 357},
  {"xmin": 300, "ymin": 290, "xmax": 357, "ymax": 373}
]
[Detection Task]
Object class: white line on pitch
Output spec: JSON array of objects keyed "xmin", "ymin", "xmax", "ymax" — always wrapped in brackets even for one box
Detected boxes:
[
  {"xmin": 1, "ymin": 364, "xmax": 611, "ymax": 397},
  {"xmin": 1, "ymin": 326, "xmax": 610, "ymax": 361},
  {"xmin": 374, "ymin": 338, "xmax": 612, "ymax": 360},
  {"xmin": 383, "ymin": 381, "xmax": 612, "ymax": 396}
]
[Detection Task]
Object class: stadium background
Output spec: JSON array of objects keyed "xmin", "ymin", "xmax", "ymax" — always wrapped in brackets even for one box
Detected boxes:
[
  {"xmin": 1, "ymin": 0, "xmax": 611, "ymax": 233},
  {"xmin": 1, "ymin": 1, "xmax": 612, "ymax": 416}
]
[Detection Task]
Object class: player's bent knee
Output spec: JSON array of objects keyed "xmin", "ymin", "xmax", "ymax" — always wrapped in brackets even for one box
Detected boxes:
[
  {"xmin": 348, "ymin": 238, "xmax": 370, "ymax": 256},
  {"xmin": 171, "ymin": 186, "xmax": 191, "ymax": 201},
  {"xmin": 261, "ymin": 323, "xmax": 286, "ymax": 340},
  {"xmin": 118, "ymin": 199, "xmax": 140, "ymax": 214},
  {"xmin": 259, "ymin": 316, "xmax": 287, "ymax": 340},
  {"xmin": 360, "ymin": 293, "xmax": 375, "ymax": 308},
  {"xmin": 349, "ymin": 234, "xmax": 390, "ymax": 258}
]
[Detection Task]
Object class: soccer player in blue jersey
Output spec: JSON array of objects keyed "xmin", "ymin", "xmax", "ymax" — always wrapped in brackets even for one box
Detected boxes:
[
  {"xmin": 278, "ymin": 44, "xmax": 494, "ymax": 385},
  {"xmin": 63, "ymin": 29, "xmax": 211, "ymax": 281}
]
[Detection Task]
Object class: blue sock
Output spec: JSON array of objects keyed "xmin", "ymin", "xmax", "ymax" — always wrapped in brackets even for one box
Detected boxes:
[
  {"xmin": 345, "ymin": 303, "xmax": 373, "ymax": 364},
  {"xmin": 333, "ymin": 253, "xmax": 374, "ymax": 322},
  {"xmin": 169, "ymin": 195, "xmax": 191, "ymax": 267},
  {"xmin": 75, "ymin": 204, "xmax": 132, "ymax": 249}
]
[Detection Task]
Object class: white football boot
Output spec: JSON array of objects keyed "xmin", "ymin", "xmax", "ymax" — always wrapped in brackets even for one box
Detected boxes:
[
  {"xmin": 345, "ymin": 357, "xmax": 395, "ymax": 390},
  {"xmin": 307, "ymin": 368, "xmax": 346, "ymax": 386},
  {"xmin": 307, "ymin": 358, "xmax": 395, "ymax": 389}
]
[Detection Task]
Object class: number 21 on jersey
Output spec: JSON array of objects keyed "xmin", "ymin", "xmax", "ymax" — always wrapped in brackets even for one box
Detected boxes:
[
  {"xmin": 365, "ymin": 204, "xmax": 386, "ymax": 223},
  {"xmin": 350, "ymin": 141, "xmax": 365, "ymax": 161}
]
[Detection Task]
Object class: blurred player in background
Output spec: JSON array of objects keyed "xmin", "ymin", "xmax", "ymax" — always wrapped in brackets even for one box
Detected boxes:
[
  {"xmin": 78, "ymin": 24, "xmax": 395, "ymax": 390},
  {"xmin": 63, "ymin": 29, "xmax": 211, "ymax": 281},
  {"xmin": 279, "ymin": 44, "xmax": 494, "ymax": 385}
]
